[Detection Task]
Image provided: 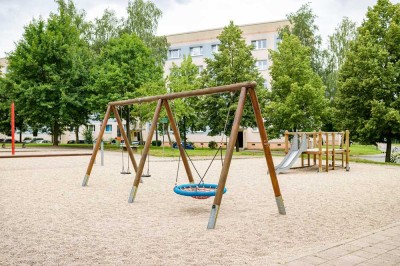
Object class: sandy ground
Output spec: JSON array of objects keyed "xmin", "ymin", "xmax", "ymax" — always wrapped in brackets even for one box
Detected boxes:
[{"xmin": 1, "ymin": 149, "xmax": 400, "ymax": 265}]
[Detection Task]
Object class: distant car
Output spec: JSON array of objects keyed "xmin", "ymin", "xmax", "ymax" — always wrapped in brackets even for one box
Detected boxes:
[
  {"xmin": 172, "ymin": 142, "xmax": 195, "ymax": 150},
  {"xmin": 37, "ymin": 140, "xmax": 51, "ymax": 144},
  {"xmin": 30, "ymin": 138, "xmax": 44, "ymax": 143},
  {"xmin": 3, "ymin": 139, "xmax": 20, "ymax": 143},
  {"xmin": 23, "ymin": 137, "xmax": 32, "ymax": 143},
  {"xmin": 67, "ymin": 140, "xmax": 85, "ymax": 144}
]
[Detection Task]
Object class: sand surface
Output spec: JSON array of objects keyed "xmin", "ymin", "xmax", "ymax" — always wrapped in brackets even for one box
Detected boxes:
[{"xmin": 1, "ymin": 149, "xmax": 400, "ymax": 265}]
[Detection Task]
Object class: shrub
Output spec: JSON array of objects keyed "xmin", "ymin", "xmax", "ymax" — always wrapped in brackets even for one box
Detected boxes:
[
  {"xmin": 152, "ymin": 140, "xmax": 162, "ymax": 146},
  {"xmin": 208, "ymin": 141, "xmax": 217, "ymax": 149},
  {"xmin": 83, "ymin": 128, "xmax": 94, "ymax": 144}
]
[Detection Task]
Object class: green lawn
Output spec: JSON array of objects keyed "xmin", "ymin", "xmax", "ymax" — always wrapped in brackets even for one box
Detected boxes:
[
  {"xmin": 2, "ymin": 142, "xmax": 392, "ymax": 160},
  {"xmin": 348, "ymin": 144, "xmax": 382, "ymax": 156}
]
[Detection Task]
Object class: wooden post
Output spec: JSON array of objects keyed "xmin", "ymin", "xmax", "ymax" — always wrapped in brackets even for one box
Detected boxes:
[
  {"xmin": 128, "ymin": 99, "xmax": 163, "ymax": 203},
  {"xmin": 112, "ymin": 106, "xmax": 138, "ymax": 172},
  {"xmin": 313, "ymin": 132, "xmax": 317, "ymax": 165},
  {"xmin": 82, "ymin": 105, "xmax": 112, "ymax": 186},
  {"xmin": 284, "ymin": 130, "xmax": 289, "ymax": 154},
  {"xmin": 318, "ymin": 131, "xmax": 323, "ymax": 172},
  {"xmin": 332, "ymin": 132, "xmax": 335, "ymax": 170},
  {"xmin": 345, "ymin": 130, "xmax": 350, "ymax": 171},
  {"xmin": 341, "ymin": 132, "xmax": 344, "ymax": 168},
  {"xmin": 163, "ymin": 100, "xmax": 195, "ymax": 184},
  {"xmin": 325, "ymin": 132, "xmax": 329, "ymax": 172},
  {"xmin": 207, "ymin": 87, "xmax": 248, "ymax": 229},
  {"xmin": 11, "ymin": 102, "xmax": 15, "ymax": 155},
  {"xmin": 248, "ymin": 87, "xmax": 286, "ymax": 214}
]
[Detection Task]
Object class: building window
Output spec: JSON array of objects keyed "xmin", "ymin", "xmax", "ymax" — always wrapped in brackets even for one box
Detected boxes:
[
  {"xmin": 251, "ymin": 39, "xmax": 267, "ymax": 50},
  {"xmin": 256, "ymin": 60, "xmax": 268, "ymax": 70},
  {"xmin": 105, "ymin": 125, "xmax": 112, "ymax": 132},
  {"xmin": 169, "ymin": 49, "xmax": 180, "ymax": 59},
  {"xmin": 88, "ymin": 125, "xmax": 95, "ymax": 132},
  {"xmin": 190, "ymin": 46, "xmax": 203, "ymax": 56},
  {"xmin": 275, "ymin": 35, "xmax": 282, "ymax": 50},
  {"xmin": 211, "ymin": 44, "xmax": 220, "ymax": 53},
  {"xmin": 197, "ymin": 65, "xmax": 203, "ymax": 73}
]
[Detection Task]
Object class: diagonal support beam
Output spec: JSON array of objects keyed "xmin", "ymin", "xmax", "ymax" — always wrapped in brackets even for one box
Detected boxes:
[
  {"xmin": 82, "ymin": 105, "xmax": 112, "ymax": 186},
  {"xmin": 128, "ymin": 99, "xmax": 163, "ymax": 203},
  {"xmin": 207, "ymin": 87, "xmax": 247, "ymax": 229},
  {"xmin": 163, "ymin": 100, "xmax": 195, "ymax": 184},
  {"xmin": 112, "ymin": 105, "xmax": 138, "ymax": 172},
  {"xmin": 248, "ymin": 88, "xmax": 286, "ymax": 215}
]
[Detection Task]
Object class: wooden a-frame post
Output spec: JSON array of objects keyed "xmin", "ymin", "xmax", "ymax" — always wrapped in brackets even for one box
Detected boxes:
[
  {"xmin": 207, "ymin": 87, "xmax": 286, "ymax": 229},
  {"xmin": 82, "ymin": 105, "xmax": 139, "ymax": 186}
]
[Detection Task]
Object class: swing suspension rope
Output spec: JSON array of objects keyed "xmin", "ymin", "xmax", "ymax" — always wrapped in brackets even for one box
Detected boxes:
[
  {"xmin": 173, "ymin": 93, "xmax": 233, "ymax": 199},
  {"xmin": 120, "ymin": 105, "xmax": 131, "ymax": 175}
]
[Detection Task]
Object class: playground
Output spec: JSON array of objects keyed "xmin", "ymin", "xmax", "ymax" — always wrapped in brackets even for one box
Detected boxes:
[{"xmin": 1, "ymin": 149, "xmax": 400, "ymax": 265}]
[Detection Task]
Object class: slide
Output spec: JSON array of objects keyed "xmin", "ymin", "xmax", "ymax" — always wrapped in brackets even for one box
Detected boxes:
[{"xmin": 275, "ymin": 134, "xmax": 308, "ymax": 174}]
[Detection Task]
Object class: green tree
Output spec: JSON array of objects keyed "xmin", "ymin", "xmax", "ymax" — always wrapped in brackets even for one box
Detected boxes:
[
  {"xmin": 90, "ymin": 9, "xmax": 121, "ymax": 53},
  {"xmin": 265, "ymin": 33, "xmax": 327, "ymax": 138},
  {"xmin": 280, "ymin": 3, "xmax": 324, "ymax": 76},
  {"xmin": 336, "ymin": 0, "xmax": 400, "ymax": 162},
  {"xmin": 167, "ymin": 55, "xmax": 201, "ymax": 146},
  {"xmin": 122, "ymin": 0, "xmax": 169, "ymax": 66},
  {"xmin": 6, "ymin": 0, "xmax": 93, "ymax": 145},
  {"xmin": 324, "ymin": 17, "xmax": 357, "ymax": 102},
  {"xmin": 90, "ymin": 33, "xmax": 163, "ymax": 143},
  {"xmin": 0, "ymin": 77, "xmax": 11, "ymax": 135},
  {"xmin": 200, "ymin": 21, "xmax": 266, "ymax": 150}
]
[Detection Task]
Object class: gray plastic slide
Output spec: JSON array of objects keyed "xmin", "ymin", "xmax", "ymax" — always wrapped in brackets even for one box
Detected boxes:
[{"xmin": 275, "ymin": 134, "xmax": 308, "ymax": 174}]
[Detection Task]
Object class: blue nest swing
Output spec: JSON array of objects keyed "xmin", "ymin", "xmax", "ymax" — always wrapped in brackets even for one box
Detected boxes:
[{"xmin": 174, "ymin": 183, "xmax": 227, "ymax": 199}]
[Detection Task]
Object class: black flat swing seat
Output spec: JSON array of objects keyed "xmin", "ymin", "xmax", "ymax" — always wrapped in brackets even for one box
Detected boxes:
[{"xmin": 174, "ymin": 183, "xmax": 227, "ymax": 199}]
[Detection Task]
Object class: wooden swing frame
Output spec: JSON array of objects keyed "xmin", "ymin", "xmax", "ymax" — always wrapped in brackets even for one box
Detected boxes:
[{"xmin": 81, "ymin": 82, "xmax": 286, "ymax": 229}]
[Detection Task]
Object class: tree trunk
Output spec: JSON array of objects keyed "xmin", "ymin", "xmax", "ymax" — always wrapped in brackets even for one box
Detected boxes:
[
  {"xmin": 53, "ymin": 122, "xmax": 59, "ymax": 146},
  {"xmin": 385, "ymin": 135, "xmax": 392, "ymax": 163},
  {"xmin": 75, "ymin": 126, "xmax": 79, "ymax": 143},
  {"xmin": 155, "ymin": 123, "xmax": 158, "ymax": 146},
  {"xmin": 166, "ymin": 123, "xmax": 173, "ymax": 147},
  {"xmin": 235, "ymin": 137, "xmax": 239, "ymax": 152},
  {"xmin": 183, "ymin": 118, "xmax": 186, "ymax": 149},
  {"xmin": 125, "ymin": 111, "xmax": 131, "ymax": 144}
]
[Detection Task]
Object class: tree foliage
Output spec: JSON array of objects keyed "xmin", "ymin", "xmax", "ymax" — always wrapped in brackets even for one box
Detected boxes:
[
  {"xmin": 200, "ymin": 21, "xmax": 266, "ymax": 138},
  {"xmin": 6, "ymin": 0, "xmax": 93, "ymax": 145},
  {"xmin": 280, "ymin": 3, "xmax": 324, "ymax": 75},
  {"xmin": 324, "ymin": 17, "xmax": 357, "ymax": 102},
  {"xmin": 335, "ymin": 0, "xmax": 400, "ymax": 162},
  {"xmin": 265, "ymin": 33, "xmax": 327, "ymax": 138},
  {"xmin": 90, "ymin": 33, "xmax": 163, "ymax": 142},
  {"xmin": 167, "ymin": 55, "xmax": 201, "ymax": 142},
  {"xmin": 90, "ymin": 9, "xmax": 121, "ymax": 53}
]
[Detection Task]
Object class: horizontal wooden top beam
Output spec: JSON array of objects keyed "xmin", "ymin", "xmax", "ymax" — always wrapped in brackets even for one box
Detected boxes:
[{"xmin": 108, "ymin": 81, "xmax": 256, "ymax": 106}]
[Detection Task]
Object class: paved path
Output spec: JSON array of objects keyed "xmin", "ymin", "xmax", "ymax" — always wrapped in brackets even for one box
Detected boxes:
[{"xmin": 284, "ymin": 222, "xmax": 400, "ymax": 265}]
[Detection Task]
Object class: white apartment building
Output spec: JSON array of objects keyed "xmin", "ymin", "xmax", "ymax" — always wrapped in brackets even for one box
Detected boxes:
[
  {"xmin": 164, "ymin": 19, "xmax": 289, "ymax": 88},
  {"xmin": 160, "ymin": 20, "xmax": 289, "ymax": 149}
]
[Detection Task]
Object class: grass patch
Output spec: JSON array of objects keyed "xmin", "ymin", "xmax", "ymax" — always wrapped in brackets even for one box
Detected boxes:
[{"xmin": 348, "ymin": 144, "xmax": 382, "ymax": 156}]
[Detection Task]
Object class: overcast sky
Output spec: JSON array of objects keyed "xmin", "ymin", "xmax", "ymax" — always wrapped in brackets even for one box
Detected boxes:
[{"xmin": 1, "ymin": 0, "xmax": 399, "ymax": 58}]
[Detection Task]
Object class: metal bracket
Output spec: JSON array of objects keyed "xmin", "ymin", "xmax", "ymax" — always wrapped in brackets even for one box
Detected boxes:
[
  {"xmin": 275, "ymin": 196, "xmax": 286, "ymax": 215},
  {"xmin": 207, "ymin": 204, "xmax": 220, "ymax": 229}
]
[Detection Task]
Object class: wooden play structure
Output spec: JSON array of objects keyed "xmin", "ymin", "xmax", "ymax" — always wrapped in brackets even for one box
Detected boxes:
[
  {"xmin": 81, "ymin": 82, "xmax": 286, "ymax": 229},
  {"xmin": 281, "ymin": 130, "xmax": 350, "ymax": 173}
]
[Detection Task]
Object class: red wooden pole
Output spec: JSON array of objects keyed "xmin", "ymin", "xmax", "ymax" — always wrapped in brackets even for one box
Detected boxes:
[{"xmin": 11, "ymin": 102, "xmax": 15, "ymax": 155}]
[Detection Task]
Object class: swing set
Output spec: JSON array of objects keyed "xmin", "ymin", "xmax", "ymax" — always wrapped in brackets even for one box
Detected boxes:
[{"xmin": 81, "ymin": 82, "xmax": 286, "ymax": 229}]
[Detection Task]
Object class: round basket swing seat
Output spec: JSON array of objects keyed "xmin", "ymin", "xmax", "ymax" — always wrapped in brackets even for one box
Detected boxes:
[{"xmin": 174, "ymin": 183, "xmax": 227, "ymax": 199}]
